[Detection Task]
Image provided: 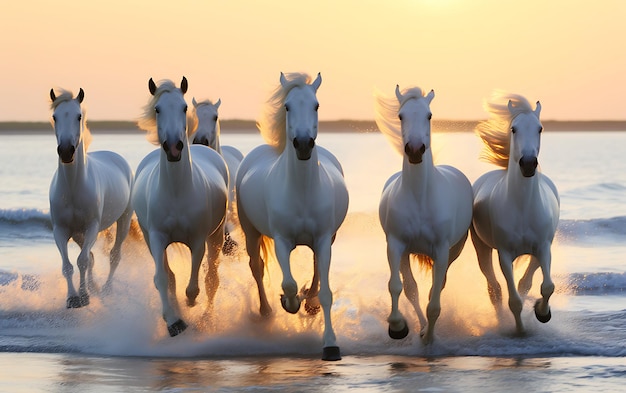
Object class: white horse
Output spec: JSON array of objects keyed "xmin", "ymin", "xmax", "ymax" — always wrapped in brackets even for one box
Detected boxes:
[
  {"xmin": 470, "ymin": 91, "xmax": 560, "ymax": 335},
  {"xmin": 132, "ymin": 77, "xmax": 229, "ymax": 336},
  {"xmin": 189, "ymin": 97, "xmax": 244, "ymax": 255},
  {"xmin": 49, "ymin": 88, "xmax": 133, "ymax": 308},
  {"xmin": 375, "ymin": 86, "xmax": 473, "ymax": 344},
  {"xmin": 235, "ymin": 72, "xmax": 349, "ymax": 361}
]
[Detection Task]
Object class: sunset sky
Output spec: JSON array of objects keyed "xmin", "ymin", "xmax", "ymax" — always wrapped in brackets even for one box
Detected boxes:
[{"xmin": 1, "ymin": 0, "xmax": 624, "ymax": 122}]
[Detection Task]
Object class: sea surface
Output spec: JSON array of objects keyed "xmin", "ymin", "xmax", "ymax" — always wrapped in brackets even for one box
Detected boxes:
[{"xmin": 1, "ymin": 129, "xmax": 625, "ymax": 392}]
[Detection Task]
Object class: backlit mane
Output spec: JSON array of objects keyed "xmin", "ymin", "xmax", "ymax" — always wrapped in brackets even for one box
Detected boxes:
[
  {"xmin": 188, "ymin": 98, "xmax": 217, "ymax": 136},
  {"xmin": 475, "ymin": 90, "xmax": 535, "ymax": 168},
  {"xmin": 137, "ymin": 80, "xmax": 184, "ymax": 145},
  {"xmin": 257, "ymin": 72, "xmax": 313, "ymax": 152},
  {"xmin": 374, "ymin": 86, "xmax": 426, "ymax": 156},
  {"xmin": 50, "ymin": 88, "xmax": 92, "ymax": 150}
]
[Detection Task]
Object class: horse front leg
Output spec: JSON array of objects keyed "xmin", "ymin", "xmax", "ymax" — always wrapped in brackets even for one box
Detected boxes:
[
  {"xmin": 315, "ymin": 235, "xmax": 340, "ymax": 361},
  {"xmin": 53, "ymin": 226, "xmax": 80, "ymax": 308},
  {"xmin": 399, "ymin": 254, "xmax": 426, "ymax": 334},
  {"xmin": 470, "ymin": 225, "xmax": 503, "ymax": 314},
  {"xmin": 533, "ymin": 246, "xmax": 554, "ymax": 323},
  {"xmin": 498, "ymin": 249, "xmax": 525, "ymax": 336},
  {"xmin": 103, "ymin": 205, "xmax": 132, "ymax": 293},
  {"xmin": 386, "ymin": 236, "xmax": 409, "ymax": 340},
  {"xmin": 275, "ymin": 237, "xmax": 299, "ymax": 314},
  {"xmin": 149, "ymin": 232, "xmax": 186, "ymax": 337},
  {"xmin": 185, "ymin": 239, "xmax": 206, "ymax": 308},
  {"xmin": 518, "ymin": 256, "xmax": 540, "ymax": 297},
  {"xmin": 74, "ymin": 224, "xmax": 99, "ymax": 307},
  {"xmin": 421, "ymin": 247, "xmax": 449, "ymax": 345}
]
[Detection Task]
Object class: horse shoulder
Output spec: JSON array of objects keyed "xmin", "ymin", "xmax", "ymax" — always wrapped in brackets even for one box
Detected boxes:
[
  {"xmin": 190, "ymin": 145, "xmax": 229, "ymax": 189},
  {"xmin": 222, "ymin": 145, "xmax": 244, "ymax": 163}
]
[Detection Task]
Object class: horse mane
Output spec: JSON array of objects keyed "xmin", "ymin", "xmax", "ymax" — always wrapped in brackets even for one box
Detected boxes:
[
  {"xmin": 188, "ymin": 98, "xmax": 217, "ymax": 135},
  {"xmin": 50, "ymin": 88, "xmax": 92, "ymax": 150},
  {"xmin": 475, "ymin": 90, "xmax": 536, "ymax": 168},
  {"xmin": 257, "ymin": 72, "xmax": 313, "ymax": 152},
  {"xmin": 137, "ymin": 80, "xmax": 184, "ymax": 145},
  {"xmin": 374, "ymin": 86, "xmax": 427, "ymax": 156}
]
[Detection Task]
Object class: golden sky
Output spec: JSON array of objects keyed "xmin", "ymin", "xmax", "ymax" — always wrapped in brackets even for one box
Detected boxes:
[{"xmin": 1, "ymin": 0, "xmax": 624, "ymax": 121}]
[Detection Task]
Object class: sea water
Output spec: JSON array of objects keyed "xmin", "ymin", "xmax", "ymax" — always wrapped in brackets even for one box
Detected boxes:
[{"xmin": 0, "ymin": 130, "xmax": 625, "ymax": 392}]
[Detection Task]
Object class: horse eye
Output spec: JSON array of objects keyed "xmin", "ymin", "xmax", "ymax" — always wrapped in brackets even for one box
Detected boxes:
[
  {"xmin": 213, "ymin": 115, "xmax": 218, "ymax": 121},
  {"xmin": 285, "ymin": 104, "xmax": 290, "ymax": 112},
  {"xmin": 77, "ymin": 114, "xmax": 82, "ymax": 121},
  {"xmin": 184, "ymin": 105, "xmax": 188, "ymax": 113},
  {"xmin": 398, "ymin": 114, "xmax": 403, "ymax": 121},
  {"xmin": 52, "ymin": 115, "xmax": 56, "ymax": 122},
  {"xmin": 539, "ymin": 127, "xmax": 543, "ymax": 133},
  {"xmin": 428, "ymin": 113, "xmax": 432, "ymax": 120},
  {"xmin": 155, "ymin": 107, "xmax": 160, "ymax": 114},
  {"xmin": 511, "ymin": 126, "xmax": 516, "ymax": 134},
  {"xmin": 315, "ymin": 103, "xmax": 320, "ymax": 111}
]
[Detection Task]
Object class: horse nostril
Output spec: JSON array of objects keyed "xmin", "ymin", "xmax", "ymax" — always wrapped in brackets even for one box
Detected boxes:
[
  {"xmin": 404, "ymin": 143, "xmax": 411, "ymax": 155},
  {"xmin": 419, "ymin": 144, "xmax": 426, "ymax": 154},
  {"xmin": 162, "ymin": 141, "xmax": 169, "ymax": 151},
  {"xmin": 176, "ymin": 141, "xmax": 184, "ymax": 151},
  {"xmin": 308, "ymin": 138, "xmax": 315, "ymax": 149},
  {"xmin": 293, "ymin": 138, "xmax": 300, "ymax": 149}
]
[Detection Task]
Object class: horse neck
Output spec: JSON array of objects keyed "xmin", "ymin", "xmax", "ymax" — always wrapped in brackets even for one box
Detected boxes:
[
  {"xmin": 282, "ymin": 145, "xmax": 321, "ymax": 189},
  {"xmin": 505, "ymin": 158, "xmax": 540, "ymax": 206},
  {"xmin": 159, "ymin": 141, "xmax": 193, "ymax": 191},
  {"xmin": 401, "ymin": 149, "xmax": 435, "ymax": 196}
]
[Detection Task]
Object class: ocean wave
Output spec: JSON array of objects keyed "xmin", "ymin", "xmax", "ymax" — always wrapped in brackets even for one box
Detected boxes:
[
  {"xmin": 566, "ymin": 272, "xmax": 626, "ymax": 294},
  {"xmin": 557, "ymin": 217, "xmax": 626, "ymax": 242},
  {"xmin": 0, "ymin": 208, "xmax": 51, "ymax": 228}
]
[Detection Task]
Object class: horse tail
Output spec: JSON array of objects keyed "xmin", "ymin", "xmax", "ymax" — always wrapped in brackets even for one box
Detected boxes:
[
  {"xmin": 259, "ymin": 235, "xmax": 276, "ymax": 267},
  {"xmin": 410, "ymin": 253, "xmax": 434, "ymax": 270}
]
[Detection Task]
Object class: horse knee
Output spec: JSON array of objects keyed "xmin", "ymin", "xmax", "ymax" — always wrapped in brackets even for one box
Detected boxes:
[{"xmin": 541, "ymin": 281, "xmax": 555, "ymax": 299}]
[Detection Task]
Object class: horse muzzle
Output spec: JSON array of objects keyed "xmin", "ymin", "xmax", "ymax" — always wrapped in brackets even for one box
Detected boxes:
[
  {"xmin": 192, "ymin": 136, "xmax": 209, "ymax": 146},
  {"xmin": 405, "ymin": 142, "xmax": 426, "ymax": 164},
  {"xmin": 57, "ymin": 143, "xmax": 76, "ymax": 164},
  {"xmin": 293, "ymin": 137, "xmax": 315, "ymax": 160},
  {"xmin": 519, "ymin": 155, "xmax": 538, "ymax": 177},
  {"xmin": 163, "ymin": 140, "xmax": 184, "ymax": 162}
]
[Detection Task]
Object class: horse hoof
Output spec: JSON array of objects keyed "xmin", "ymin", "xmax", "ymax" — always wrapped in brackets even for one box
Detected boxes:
[
  {"xmin": 280, "ymin": 294, "xmax": 301, "ymax": 314},
  {"xmin": 167, "ymin": 319, "xmax": 188, "ymax": 337},
  {"xmin": 534, "ymin": 299, "xmax": 551, "ymax": 323},
  {"xmin": 389, "ymin": 323, "xmax": 409, "ymax": 340},
  {"xmin": 66, "ymin": 294, "xmax": 89, "ymax": 308},
  {"xmin": 322, "ymin": 346, "xmax": 341, "ymax": 361}
]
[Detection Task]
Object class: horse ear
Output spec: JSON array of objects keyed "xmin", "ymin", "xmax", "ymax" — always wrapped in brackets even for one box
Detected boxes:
[
  {"xmin": 192, "ymin": 97, "xmax": 198, "ymax": 107},
  {"xmin": 50, "ymin": 89, "xmax": 56, "ymax": 102},
  {"xmin": 311, "ymin": 72, "xmax": 322, "ymax": 92},
  {"xmin": 149, "ymin": 78, "xmax": 157, "ymax": 95},
  {"xmin": 426, "ymin": 89, "xmax": 435, "ymax": 103},
  {"xmin": 280, "ymin": 72, "xmax": 287, "ymax": 87},
  {"xmin": 215, "ymin": 98, "xmax": 221, "ymax": 109},
  {"xmin": 76, "ymin": 88, "xmax": 84, "ymax": 103},
  {"xmin": 507, "ymin": 100, "xmax": 514, "ymax": 114},
  {"xmin": 535, "ymin": 101, "xmax": 542, "ymax": 117},
  {"xmin": 180, "ymin": 76, "xmax": 188, "ymax": 94},
  {"xmin": 395, "ymin": 85, "xmax": 403, "ymax": 102}
]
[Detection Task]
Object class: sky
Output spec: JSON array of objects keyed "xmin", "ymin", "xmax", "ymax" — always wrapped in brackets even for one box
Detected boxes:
[{"xmin": 1, "ymin": 0, "xmax": 625, "ymax": 122}]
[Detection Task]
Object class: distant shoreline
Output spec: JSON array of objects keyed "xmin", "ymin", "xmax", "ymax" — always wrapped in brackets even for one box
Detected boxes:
[{"xmin": 1, "ymin": 119, "xmax": 625, "ymax": 134}]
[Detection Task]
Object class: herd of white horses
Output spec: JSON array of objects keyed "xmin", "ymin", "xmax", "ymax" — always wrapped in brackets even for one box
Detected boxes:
[{"xmin": 48, "ymin": 73, "xmax": 559, "ymax": 361}]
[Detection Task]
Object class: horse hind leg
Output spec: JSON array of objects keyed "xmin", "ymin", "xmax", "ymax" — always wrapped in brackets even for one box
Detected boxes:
[
  {"xmin": 247, "ymin": 232, "xmax": 272, "ymax": 317},
  {"xmin": 103, "ymin": 209, "xmax": 132, "ymax": 294},
  {"xmin": 203, "ymin": 229, "xmax": 224, "ymax": 315},
  {"xmin": 400, "ymin": 255, "xmax": 426, "ymax": 332},
  {"xmin": 301, "ymin": 257, "xmax": 321, "ymax": 315}
]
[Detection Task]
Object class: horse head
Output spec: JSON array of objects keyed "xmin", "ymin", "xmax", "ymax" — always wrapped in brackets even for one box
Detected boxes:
[
  {"xmin": 50, "ymin": 88, "xmax": 85, "ymax": 164},
  {"xmin": 396, "ymin": 85, "xmax": 435, "ymax": 164},
  {"xmin": 282, "ymin": 72, "xmax": 321, "ymax": 161},
  {"xmin": 509, "ymin": 99, "xmax": 542, "ymax": 177},
  {"xmin": 191, "ymin": 98, "xmax": 221, "ymax": 148},
  {"xmin": 148, "ymin": 77, "xmax": 189, "ymax": 162}
]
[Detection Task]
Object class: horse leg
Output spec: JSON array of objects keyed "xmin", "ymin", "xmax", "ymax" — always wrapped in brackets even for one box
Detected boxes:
[
  {"xmin": 204, "ymin": 229, "xmax": 224, "ymax": 314},
  {"xmin": 315, "ymin": 236, "xmax": 340, "ymax": 361},
  {"xmin": 498, "ymin": 250, "xmax": 525, "ymax": 335},
  {"xmin": 75, "ymin": 236, "xmax": 98, "ymax": 295},
  {"xmin": 74, "ymin": 224, "xmax": 99, "ymax": 307},
  {"xmin": 303, "ymin": 256, "xmax": 321, "ymax": 315},
  {"xmin": 421, "ymin": 248, "xmax": 449, "ymax": 345},
  {"xmin": 53, "ymin": 227, "xmax": 81, "ymax": 308},
  {"xmin": 386, "ymin": 236, "xmax": 409, "ymax": 340},
  {"xmin": 518, "ymin": 255, "xmax": 539, "ymax": 296},
  {"xmin": 534, "ymin": 249, "xmax": 554, "ymax": 323},
  {"xmin": 150, "ymin": 233, "xmax": 186, "ymax": 336},
  {"xmin": 470, "ymin": 225, "xmax": 502, "ymax": 313},
  {"xmin": 275, "ymin": 237, "xmax": 300, "ymax": 314},
  {"xmin": 245, "ymin": 229, "xmax": 272, "ymax": 317},
  {"xmin": 400, "ymin": 254, "xmax": 426, "ymax": 330},
  {"xmin": 103, "ymin": 206, "xmax": 132, "ymax": 293}
]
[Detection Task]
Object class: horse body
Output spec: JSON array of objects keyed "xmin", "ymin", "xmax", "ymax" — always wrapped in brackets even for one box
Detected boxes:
[
  {"xmin": 470, "ymin": 92, "xmax": 559, "ymax": 335},
  {"xmin": 132, "ymin": 77, "xmax": 228, "ymax": 336},
  {"xmin": 190, "ymin": 98, "xmax": 244, "ymax": 254},
  {"xmin": 49, "ymin": 88, "xmax": 133, "ymax": 308},
  {"xmin": 236, "ymin": 73, "xmax": 348, "ymax": 360},
  {"xmin": 376, "ymin": 86, "xmax": 473, "ymax": 344}
]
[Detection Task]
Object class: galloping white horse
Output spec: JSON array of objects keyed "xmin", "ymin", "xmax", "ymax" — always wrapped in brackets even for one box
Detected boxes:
[
  {"xmin": 189, "ymin": 98, "xmax": 244, "ymax": 255},
  {"xmin": 471, "ymin": 91, "xmax": 559, "ymax": 335},
  {"xmin": 49, "ymin": 88, "xmax": 133, "ymax": 308},
  {"xmin": 133, "ymin": 77, "xmax": 228, "ymax": 336},
  {"xmin": 375, "ymin": 86, "xmax": 473, "ymax": 344},
  {"xmin": 236, "ymin": 72, "xmax": 349, "ymax": 361}
]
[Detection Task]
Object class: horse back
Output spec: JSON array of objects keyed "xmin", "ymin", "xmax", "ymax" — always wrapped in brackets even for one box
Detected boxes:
[{"xmin": 88, "ymin": 151, "xmax": 133, "ymax": 228}]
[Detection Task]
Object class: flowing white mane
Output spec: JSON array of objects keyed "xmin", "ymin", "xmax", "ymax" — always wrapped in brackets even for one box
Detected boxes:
[
  {"xmin": 137, "ymin": 80, "xmax": 184, "ymax": 145},
  {"xmin": 374, "ymin": 86, "xmax": 427, "ymax": 156},
  {"xmin": 188, "ymin": 98, "xmax": 218, "ymax": 135},
  {"xmin": 257, "ymin": 72, "xmax": 313, "ymax": 152},
  {"xmin": 50, "ymin": 88, "xmax": 92, "ymax": 150},
  {"xmin": 475, "ymin": 90, "xmax": 536, "ymax": 168}
]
